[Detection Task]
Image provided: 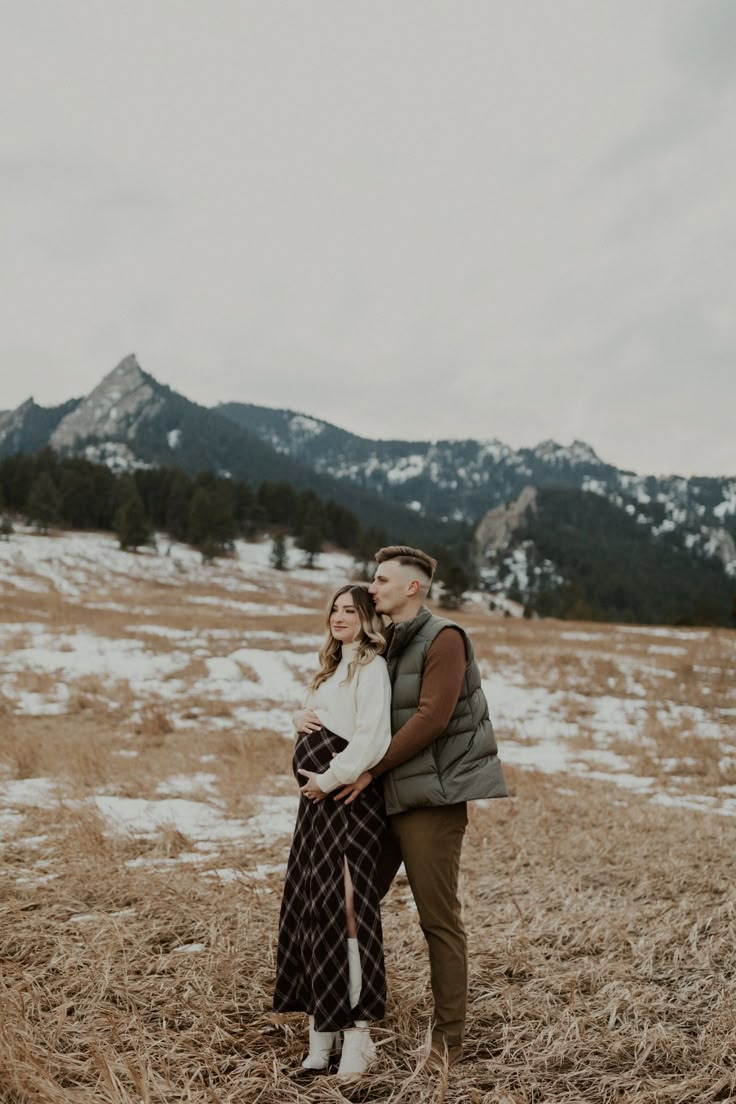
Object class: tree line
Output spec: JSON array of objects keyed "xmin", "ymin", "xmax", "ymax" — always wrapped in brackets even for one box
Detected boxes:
[{"xmin": 0, "ymin": 449, "xmax": 471, "ymax": 605}]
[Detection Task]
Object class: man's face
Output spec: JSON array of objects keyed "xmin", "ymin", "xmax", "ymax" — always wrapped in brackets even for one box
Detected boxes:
[{"xmin": 368, "ymin": 560, "xmax": 417, "ymax": 617}]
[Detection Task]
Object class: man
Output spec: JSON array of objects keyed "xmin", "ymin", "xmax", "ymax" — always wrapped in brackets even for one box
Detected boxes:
[{"xmin": 336, "ymin": 544, "xmax": 507, "ymax": 1068}]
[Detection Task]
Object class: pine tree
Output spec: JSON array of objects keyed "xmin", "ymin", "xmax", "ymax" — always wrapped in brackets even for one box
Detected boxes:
[
  {"xmin": 188, "ymin": 487, "xmax": 215, "ymax": 560},
  {"xmin": 270, "ymin": 534, "xmax": 289, "ymax": 571},
  {"xmin": 0, "ymin": 514, "xmax": 13, "ymax": 540},
  {"xmin": 164, "ymin": 471, "xmax": 193, "ymax": 542},
  {"xmin": 352, "ymin": 526, "xmax": 388, "ymax": 580},
  {"xmin": 297, "ymin": 522, "xmax": 325, "ymax": 568},
  {"xmin": 26, "ymin": 472, "xmax": 61, "ymax": 534},
  {"xmin": 188, "ymin": 485, "xmax": 236, "ymax": 561},
  {"xmin": 438, "ymin": 561, "xmax": 470, "ymax": 610},
  {"xmin": 115, "ymin": 484, "xmax": 152, "ymax": 551}
]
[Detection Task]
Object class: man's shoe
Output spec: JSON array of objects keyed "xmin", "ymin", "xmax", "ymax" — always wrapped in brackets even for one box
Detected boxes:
[{"xmin": 423, "ymin": 1040, "xmax": 463, "ymax": 1071}]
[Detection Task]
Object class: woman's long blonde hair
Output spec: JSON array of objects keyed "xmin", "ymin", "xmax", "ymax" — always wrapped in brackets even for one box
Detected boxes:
[{"xmin": 309, "ymin": 584, "xmax": 386, "ymax": 692}]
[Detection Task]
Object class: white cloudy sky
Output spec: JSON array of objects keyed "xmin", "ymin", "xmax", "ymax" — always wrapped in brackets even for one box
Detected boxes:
[{"xmin": 1, "ymin": 1, "xmax": 734, "ymax": 476}]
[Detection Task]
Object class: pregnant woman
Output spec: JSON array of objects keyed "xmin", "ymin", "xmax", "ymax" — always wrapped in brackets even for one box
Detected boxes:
[{"xmin": 273, "ymin": 583, "xmax": 391, "ymax": 1078}]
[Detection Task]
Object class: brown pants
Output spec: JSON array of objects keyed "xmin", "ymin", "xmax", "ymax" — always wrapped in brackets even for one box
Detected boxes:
[{"xmin": 375, "ymin": 802, "xmax": 468, "ymax": 1047}]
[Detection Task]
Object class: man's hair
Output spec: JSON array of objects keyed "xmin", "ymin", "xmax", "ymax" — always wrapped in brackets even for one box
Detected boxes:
[{"xmin": 374, "ymin": 545, "xmax": 438, "ymax": 585}]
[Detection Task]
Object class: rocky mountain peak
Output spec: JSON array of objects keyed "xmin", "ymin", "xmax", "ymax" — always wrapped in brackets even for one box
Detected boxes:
[
  {"xmin": 103, "ymin": 353, "xmax": 147, "ymax": 389},
  {"xmin": 531, "ymin": 439, "xmax": 605, "ymax": 467},
  {"xmin": 50, "ymin": 354, "xmax": 162, "ymax": 450}
]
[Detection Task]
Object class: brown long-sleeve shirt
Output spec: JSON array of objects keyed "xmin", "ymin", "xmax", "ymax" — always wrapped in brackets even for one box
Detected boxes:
[{"xmin": 370, "ymin": 627, "xmax": 467, "ymax": 778}]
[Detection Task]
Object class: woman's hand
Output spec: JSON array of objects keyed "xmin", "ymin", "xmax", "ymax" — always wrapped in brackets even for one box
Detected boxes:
[
  {"xmin": 292, "ymin": 709, "xmax": 322, "ymax": 734},
  {"xmin": 298, "ymin": 769, "xmax": 328, "ymax": 802}
]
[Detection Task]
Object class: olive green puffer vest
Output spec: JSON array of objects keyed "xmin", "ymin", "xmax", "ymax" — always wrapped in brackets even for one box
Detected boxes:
[{"xmin": 382, "ymin": 606, "xmax": 508, "ymax": 815}]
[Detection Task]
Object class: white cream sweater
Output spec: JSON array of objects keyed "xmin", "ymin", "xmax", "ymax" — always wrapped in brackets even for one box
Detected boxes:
[{"xmin": 303, "ymin": 643, "xmax": 392, "ymax": 793}]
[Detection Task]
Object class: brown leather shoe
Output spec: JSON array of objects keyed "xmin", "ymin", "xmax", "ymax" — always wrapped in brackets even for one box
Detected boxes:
[{"xmin": 423, "ymin": 1041, "xmax": 463, "ymax": 1071}]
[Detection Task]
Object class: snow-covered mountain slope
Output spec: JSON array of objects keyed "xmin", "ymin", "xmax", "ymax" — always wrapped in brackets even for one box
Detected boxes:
[{"xmin": 218, "ymin": 401, "xmax": 736, "ymax": 570}]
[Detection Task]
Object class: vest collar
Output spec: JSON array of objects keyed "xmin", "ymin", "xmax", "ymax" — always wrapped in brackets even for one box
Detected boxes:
[{"xmin": 387, "ymin": 605, "xmax": 433, "ymax": 657}]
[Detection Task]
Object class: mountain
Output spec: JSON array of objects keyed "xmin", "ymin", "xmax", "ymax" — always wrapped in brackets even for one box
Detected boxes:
[
  {"xmin": 1, "ymin": 357, "xmax": 733, "ymax": 623},
  {"xmin": 0, "ymin": 356, "xmax": 461, "ymax": 548},
  {"xmin": 218, "ymin": 400, "xmax": 736, "ymax": 578}
]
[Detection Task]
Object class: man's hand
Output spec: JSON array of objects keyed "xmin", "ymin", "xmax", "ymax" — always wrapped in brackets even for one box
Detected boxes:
[
  {"xmin": 292, "ymin": 709, "xmax": 322, "ymax": 734},
  {"xmin": 333, "ymin": 771, "xmax": 374, "ymax": 804},
  {"xmin": 297, "ymin": 768, "xmax": 328, "ymax": 801}
]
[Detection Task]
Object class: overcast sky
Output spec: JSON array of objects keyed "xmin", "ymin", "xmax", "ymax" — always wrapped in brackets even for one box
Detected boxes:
[{"xmin": 1, "ymin": 1, "xmax": 734, "ymax": 476}]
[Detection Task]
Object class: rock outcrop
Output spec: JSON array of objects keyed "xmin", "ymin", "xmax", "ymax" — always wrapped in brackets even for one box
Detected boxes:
[{"xmin": 474, "ymin": 485, "xmax": 537, "ymax": 556}]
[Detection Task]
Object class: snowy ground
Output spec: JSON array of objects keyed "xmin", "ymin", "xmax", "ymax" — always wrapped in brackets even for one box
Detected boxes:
[{"xmin": 1, "ymin": 528, "xmax": 735, "ymax": 892}]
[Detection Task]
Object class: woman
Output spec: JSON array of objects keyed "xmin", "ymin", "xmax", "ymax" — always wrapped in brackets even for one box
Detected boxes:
[{"xmin": 273, "ymin": 583, "xmax": 391, "ymax": 1078}]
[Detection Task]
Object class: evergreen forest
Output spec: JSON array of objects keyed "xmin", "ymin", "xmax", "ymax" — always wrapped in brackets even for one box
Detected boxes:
[{"xmin": 0, "ymin": 450, "xmax": 733, "ymax": 626}]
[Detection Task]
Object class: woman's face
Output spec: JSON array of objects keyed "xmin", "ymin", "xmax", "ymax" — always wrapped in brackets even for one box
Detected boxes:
[{"xmin": 329, "ymin": 592, "xmax": 362, "ymax": 644}]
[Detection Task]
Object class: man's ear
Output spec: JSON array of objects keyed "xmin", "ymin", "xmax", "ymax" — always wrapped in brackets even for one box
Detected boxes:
[{"xmin": 407, "ymin": 579, "xmax": 420, "ymax": 596}]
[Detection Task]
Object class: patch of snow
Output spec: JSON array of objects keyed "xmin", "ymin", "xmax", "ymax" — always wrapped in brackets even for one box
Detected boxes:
[
  {"xmin": 201, "ymin": 868, "xmax": 246, "ymax": 884},
  {"xmin": 16, "ymin": 871, "xmax": 59, "ymax": 886},
  {"xmin": 714, "ymin": 484, "xmax": 736, "ymax": 520},
  {"xmin": 2, "ymin": 628, "xmax": 189, "ymax": 689},
  {"xmin": 560, "ymin": 632, "xmax": 605, "ymax": 642},
  {"xmin": 617, "ymin": 626, "xmax": 711, "ymax": 640},
  {"xmin": 582, "ymin": 477, "xmax": 607, "ymax": 496},
  {"xmin": 89, "ymin": 795, "xmax": 247, "ymax": 841},
  {"xmin": 289, "ymin": 415, "xmax": 324, "ymax": 439},
  {"xmin": 167, "ymin": 428, "xmax": 182, "ymax": 449},
  {"xmin": 245, "ymin": 862, "xmax": 287, "ymax": 880},
  {"xmin": 245, "ymin": 795, "xmax": 299, "ymax": 839},
  {"xmin": 0, "ymin": 778, "xmax": 62, "ymax": 807},
  {"xmin": 185, "ymin": 595, "xmax": 314, "ymax": 616},
  {"xmin": 155, "ymin": 773, "xmax": 218, "ymax": 797},
  {"xmin": 385, "ymin": 455, "xmax": 426, "ymax": 484},
  {"xmin": 0, "ymin": 809, "xmax": 25, "ymax": 836},
  {"xmin": 651, "ymin": 792, "xmax": 736, "ymax": 817}
]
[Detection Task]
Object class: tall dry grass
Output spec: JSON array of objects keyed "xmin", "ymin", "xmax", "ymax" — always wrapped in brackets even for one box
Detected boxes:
[
  {"xmin": 2, "ymin": 771, "xmax": 735, "ymax": 1103},
  {"xmin": 2, "ymin": 542, "xmax": 735, "ymax": 1101}
]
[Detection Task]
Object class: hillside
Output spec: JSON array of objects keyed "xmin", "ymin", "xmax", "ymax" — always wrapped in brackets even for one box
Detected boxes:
[{"xmin": 476, "ymin": 486, "xmax": 735, "ymax": 625}]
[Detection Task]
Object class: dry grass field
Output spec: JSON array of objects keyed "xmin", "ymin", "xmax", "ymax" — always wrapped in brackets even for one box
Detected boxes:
[{"xmin": 1, "ymin": 530, "xmax": 735, "ymax": 1103}]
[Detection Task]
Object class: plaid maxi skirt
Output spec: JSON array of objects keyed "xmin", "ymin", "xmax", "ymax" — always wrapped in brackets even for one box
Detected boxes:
[{"xmin": 273, "ymin": 726, "xmax": 388, "ymax": 1032}]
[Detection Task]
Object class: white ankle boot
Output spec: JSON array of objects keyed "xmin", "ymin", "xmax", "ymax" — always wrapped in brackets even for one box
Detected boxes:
[
  {"xmin": 337, "ymin": 937, "xmax": 375, "ymax": 1077},
  {"xmin": 338, "ymin": 1023, "xmax": 376, "ymax": 1077},
  {"xmin": 302, "ymin": 1015, "xmax": 335, "ymax": 1070}
]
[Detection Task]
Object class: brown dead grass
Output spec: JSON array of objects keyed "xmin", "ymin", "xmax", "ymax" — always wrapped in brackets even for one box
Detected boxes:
[
  {"xmin": 2, "ymin": 772, "xmax": 735, "ymax": 1103},
  {"xmin": 2, "ymin": 548, "xmax": 735, "ymax": 1101}
]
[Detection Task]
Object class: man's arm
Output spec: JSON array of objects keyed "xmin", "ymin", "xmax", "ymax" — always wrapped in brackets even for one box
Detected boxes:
[{"xmin": 371, "ymin": 627, "xmax": 466, "ymax": 777}]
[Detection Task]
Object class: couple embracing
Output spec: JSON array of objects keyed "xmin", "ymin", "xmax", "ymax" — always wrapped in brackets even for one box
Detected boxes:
[{"xmin": 273, "ymin": 544, "xmax": 508, "ymax": 1078}]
